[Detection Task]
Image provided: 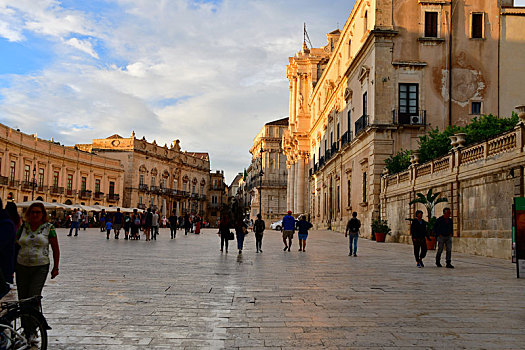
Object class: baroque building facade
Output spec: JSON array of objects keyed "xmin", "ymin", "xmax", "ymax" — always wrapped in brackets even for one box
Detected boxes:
[
  {"xmin": 0, "ymin": 123, "xmax": 124, "ymax": 206},
  {"xmin": 247, "ymin": 117, "xmax": 288, "ymax": 224},
  {"xmin": 77, "ymin": 134, "xmax": 210, "ymax": 217},
  {"xmin": 283, "ymin": 0, "xmax": 525, "ymax": 235},
  {"xmin": 208, "ymin": 170, "xmax": 228, "ymax": 226}
]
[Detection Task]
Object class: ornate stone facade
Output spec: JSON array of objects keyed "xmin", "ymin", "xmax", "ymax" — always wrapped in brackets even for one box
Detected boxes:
[
  {"xmin": 208, "ymin": 170, "xmax": 228, "ymax": 227},
  {"xmin": 284, "ymin": 0, "xmax": 525, "ymax": 236},
  {"xmin": 247, "ymin": 118, "xmax": 288, "ymax": 224},
  {"xmin": 77, "ymin": 134, "xmax": 210, "ymax": 217},
  {"xmin": 0, "ymin": 123, "xmax": 124, "ymax": 206}
]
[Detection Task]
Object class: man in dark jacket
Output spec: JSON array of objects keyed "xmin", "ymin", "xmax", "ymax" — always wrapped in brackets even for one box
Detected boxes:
[
  {"xmin": 434, "ymin": 207, "xmax": 454, "ymax": 268},
  {"xmin": 253, "ymin": 214, "xmax": 265, "ymax": 253},
  {"xmin": 345, "ymin": 212, "xmax": 361, "ymax": 256},
  {"xmin": 0, "ymin": 199, "xmax": 16, "ymax": 298},
  {"xmin": 411, "ymin": 210, "xmax": 430, "ymax": 268}
]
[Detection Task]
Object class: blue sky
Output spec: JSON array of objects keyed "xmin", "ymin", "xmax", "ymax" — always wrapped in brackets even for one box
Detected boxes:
[{"xmin": 2, "ymin": 0, "xmax": 523, "ymax": 183}]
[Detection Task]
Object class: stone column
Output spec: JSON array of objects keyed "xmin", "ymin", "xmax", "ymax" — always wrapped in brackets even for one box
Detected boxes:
[
  {"xmin": 296, "ymin": 156, "xmax": 305, "ymax": 214},
  {"xmin": 293, "ymin": 161, "xmax": 299, "ymax": 213},
  {"xmin": 287, "ymin": 162, "xmax": 295, "ymax": 212}
]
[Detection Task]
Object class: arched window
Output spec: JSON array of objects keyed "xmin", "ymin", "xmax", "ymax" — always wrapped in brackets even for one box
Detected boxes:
[{"xmin": 364, "ymin": 11, "xmax": 368, "ymax": 34}]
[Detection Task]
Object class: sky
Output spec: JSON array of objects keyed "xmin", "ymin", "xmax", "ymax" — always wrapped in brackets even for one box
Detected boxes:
[
  {"xmin": 1, "ymin": 0, "xmax": 524, "ymax": 184},
  {"xmin": 0, "ymin": 0, "xmax": 353, "ymax": 184}
]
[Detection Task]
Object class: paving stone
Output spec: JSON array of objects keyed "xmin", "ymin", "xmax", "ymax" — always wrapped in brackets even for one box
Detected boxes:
[{"xmin": 23, "ymin": 227, "xmax": 525, "ymax": 348}]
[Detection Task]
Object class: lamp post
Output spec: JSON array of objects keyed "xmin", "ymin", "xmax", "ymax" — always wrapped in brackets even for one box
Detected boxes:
[
  {"xmin": 258, "ymin": 144, "xmax": 264, "ymax": 217},
  {"xmin": 31, "ymin": 165, "xmax": 36, "ymax": 201}
]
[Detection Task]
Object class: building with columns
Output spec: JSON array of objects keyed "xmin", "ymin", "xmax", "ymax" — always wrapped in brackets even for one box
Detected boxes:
[
  {"xmin": 0, "ymin": 123, "xmax": 124, "ymax": 206},
  {"xmin": 247, "ymin": 117, "xmax": 288, "ymax": 224},
  {"xmin": 77, "ymin": 134, "xmax": 211, "ymax": 218},
  {"xmin": 283, "ymin": 0, "xmax": 525, "ymax": 235}
]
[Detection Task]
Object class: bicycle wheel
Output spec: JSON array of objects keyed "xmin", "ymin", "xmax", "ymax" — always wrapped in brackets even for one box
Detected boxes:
[{"xmin": 4, "ymin": 308, "xmax": 48, "ymax": 350}]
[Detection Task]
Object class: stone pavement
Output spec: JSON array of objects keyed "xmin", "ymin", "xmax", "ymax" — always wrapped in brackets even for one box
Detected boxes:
[{"xmin": 36, "ymin": 227, "xmax": 524, "ymax": 349}]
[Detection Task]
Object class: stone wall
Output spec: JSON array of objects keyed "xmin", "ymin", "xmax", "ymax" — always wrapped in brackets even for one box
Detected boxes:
[{"xmin": 380, "ymin": 124, "xmax": 525, "ymax": 259}]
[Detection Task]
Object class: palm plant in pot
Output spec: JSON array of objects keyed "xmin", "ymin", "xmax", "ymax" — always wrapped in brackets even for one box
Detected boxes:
[
  {"xmin": 371, "ymin": 219, "xmax": 391, "ymax": 242},
  {"xmin": 408, "ymin": 188, "xmax": 448, "ymax": 249}
]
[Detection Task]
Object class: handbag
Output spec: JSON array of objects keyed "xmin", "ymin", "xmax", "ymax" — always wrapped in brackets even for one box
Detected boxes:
[{"xmin": 227, "ymin": 231, "xmax": 235, "ymax": 240}]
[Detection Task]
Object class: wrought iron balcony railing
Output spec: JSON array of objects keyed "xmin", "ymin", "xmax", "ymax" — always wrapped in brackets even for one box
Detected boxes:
[{"xmin": 355, "ymin": 114, "xmax": 369, "ymax": 136}]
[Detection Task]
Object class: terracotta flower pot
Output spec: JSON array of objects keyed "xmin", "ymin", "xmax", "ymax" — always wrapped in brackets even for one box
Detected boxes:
[
  {"xmin": 375, "ymin": 232, "xmax": 386, "ymax": 242},
  {"xmin": 426, "ymin": 236, "xmax": 437, "ymax": 250}
]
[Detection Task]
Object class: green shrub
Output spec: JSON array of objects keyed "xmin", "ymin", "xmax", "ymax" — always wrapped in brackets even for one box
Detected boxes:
[
  {"xmin": 384, "ymin": 113, "xmax": 519, "ymax": 173},
  {"xmin": 385, "ymin": 149, "xmax": 412, "ymax": 175}
]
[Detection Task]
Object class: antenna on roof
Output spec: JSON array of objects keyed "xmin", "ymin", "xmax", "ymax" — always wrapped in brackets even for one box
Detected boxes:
[{"xmin": 304, "ymin": 23, "xmax": 313, "ymax": 48}]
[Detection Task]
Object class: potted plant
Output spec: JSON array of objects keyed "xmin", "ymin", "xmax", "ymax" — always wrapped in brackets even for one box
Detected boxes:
[
  {"xmin": 371, "ymin": 219, "xmax": 391, "ymax": 242},
  {"xmin": 408, "ymin": 188, "xmax": 448, "ymax": 250}
]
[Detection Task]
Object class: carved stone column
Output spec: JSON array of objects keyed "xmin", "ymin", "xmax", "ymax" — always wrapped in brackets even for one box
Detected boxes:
[
  {"xmin": 288, "ymin": 162, "xmax": 295, "ymax": 212},
  {"xmin": 296, "ymin": 156, "xmax": 305, "ymax": 214}
]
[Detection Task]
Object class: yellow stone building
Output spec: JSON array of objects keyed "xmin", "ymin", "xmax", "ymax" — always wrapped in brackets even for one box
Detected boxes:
[
  {"xmin": 247, "ymin": 117, "xmax": 289, "ymax": 224},
  {"xmin": 0, "ymin": 123, "xmax": 124, "ymax": 206},
  {"xmin": 77, "ymin": 134, "xmax": 211, "ymax": 217},
  {"xmin": 283, "ymin": 0, "xmax": 525, "ymax": 235}
]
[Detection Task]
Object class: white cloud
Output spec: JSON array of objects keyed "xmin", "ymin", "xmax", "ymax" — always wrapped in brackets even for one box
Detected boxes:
[{"xmin": 0, "ymin": 0, "xmax": 354, "ymax": 182}]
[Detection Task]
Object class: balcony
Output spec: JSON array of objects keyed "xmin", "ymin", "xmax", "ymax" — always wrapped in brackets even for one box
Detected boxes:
[
  {"xmin": 200, "ymin": 194, "xmax": 207, "ymax": 201},
  {"xmin": 319, "ymin": 156, "xmax": 325, "ymax": 168},
  {"xmin": 160, "ymin": 187, "xmax": 171, "ymax": 195},
  {"xmin": 0, "ymin": 176, "xmax": 7, "ymax": 186},
  {"xmin": 331, "ymin": 142, "xmax": 339, "ymax": 154},
  {"xmin": 392, "ymin": 108, "xmax": 427, "ymax": 126},
  {"xmin": 36, "ymin": 185, "xmax": 48, "ymax": 193},
  {"xmin": 150, "ymin": 185, "xmax": 160, "ymax": 194},
  {"xmin": 191, "ymin": 193, "xmax": 199, "ymax": 199},
  {"xmin": 93, "ymin": 191, "xmax": 104, "ymax": 200},
  {"xmin": 138, "ymin": 184, "xmax": 149, "ymax": 192},
  {"xmin": 137, "ymin": 203, "xmax": 146, "ymax": 209},
  {"xmin": 49, "ymin": 186, "xmax": 64, "ymax": 195},
  {"xmin": 107, "ymin": 193, "xmax": 120, "ymax": 202},
  {"xmin": 7, "ymin": 179, "xmax": 19, "ymax": 189},
  {"xmin": 21, "ymin": 181, "xmax": 34, "ymax": 192},
  {"xmin": 355, "ymin": 114, "xmax": 369, "ymax": 136},
  {"xmin": 324, "ymin": 149, "xmax": 331, "ymax": 161},
  {"xmin": 78, "ymin": 190, "xmax": 92, "ymax": 199},
  {"xmin": 65, "ymin": 189, "xmax": 76, "ymax": 197}
]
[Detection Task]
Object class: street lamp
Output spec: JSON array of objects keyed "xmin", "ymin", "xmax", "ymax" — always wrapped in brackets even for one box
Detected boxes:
[
  {"xmin": 258, "ymin": 144, "xmax": 264, "ymax": 217},
  {"xmin": 31, "ymin": 165, "xmax": 36, "ymax": 201}
]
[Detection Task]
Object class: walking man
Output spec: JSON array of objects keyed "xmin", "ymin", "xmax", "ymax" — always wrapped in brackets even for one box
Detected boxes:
[
  {"xmin": 151, "ymin": 209, "xmax": 159, "ymax": 240},
  {"xmin": 113, "ymin": 208, "xmax": 123, "ymax": 239},
  {"xmin": 168, "ymin": 210, "xmax": 178, "ymax": 239},
  {"xmin": 411, "ymin": 210, "xmax": 429, "ymax": 268},
  {"xmin": 253, "ymin": 214, "xmax": 265, "ymax": 253},
  {"xmin": 68, "ymin": 208, "xmax": 81, "ymax": 237},
  {"xmin": 281, "ymin": 210, "xmax": 295, "ymax": 252},
  {"xmin": 345, "ymin": 212, "xmax": 361, "ymax": 256},
  {"xmin": 435, "ymin": 207, "xmax": 454, "ymax": 268}
]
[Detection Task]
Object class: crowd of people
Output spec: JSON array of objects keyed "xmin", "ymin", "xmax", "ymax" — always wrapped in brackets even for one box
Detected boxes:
[{"xmin": 83, "ymin": 208, "xmax": 205, "ymax": 241}]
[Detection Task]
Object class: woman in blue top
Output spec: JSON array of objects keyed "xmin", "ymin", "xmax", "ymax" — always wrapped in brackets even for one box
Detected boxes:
[{"xmin": 296, "ymin": 216, "xmax": 313, "ymax": 252}]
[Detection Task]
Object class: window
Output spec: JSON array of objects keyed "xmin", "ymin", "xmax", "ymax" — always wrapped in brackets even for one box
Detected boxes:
[
  {"xmin": 139, "ymin": 196, "xmax": 143, "ymax": 204},
  {"xmin": 347, "ymin": 110, "xmax": 351, "ymax": 133},
  {"xmin": 81, "ymin": 176, "xmax": 87, "ymax": 191},
  {"xmin": 471, "ymin": 13, "xmax": 483, "ymax": 39},
  {"xmin": 95, "ymin": 179, "xmax": 101, "ymax": 193},
  {"xmin": 471, "ymin": 101, "xmax": 482, "ymax": 115},
  {"xmin": 24, "ymin": 165, "xmax": 30, "ymax": 183},
  {"xmin": 399, "ymin": 83, "xmax": 419, "ymax": 121},
  {"xmin": 53, "ymin": 171, "xmax": 59, "ymax": 187},
  {"xmin": 173, "ymin": 179, "xmax": 178, "ymax": 190},
  {"xmin": 9, "ymin": 161, "xmax": 15, "ymax": 181},
  {"xmin": 337, "ymin": 124, "xmax": 340, "ymax": 140},
  {"xmin": 347, "ymin": 179, "xmax": 351, "ymax": 208},
  {"xmin": 337, "ymin": 186, "xmax": 340, "ymax": 213},
  {"xmin": 192, "ymin": 184, "xmax": 196, "ymax": 194},
  {"xmin": 139, "ymin": 174, "xmax": 144, "ymax": 185},
  {"xmin": 362, "ymin": 172, "xmax": 367, "ymax": 203},
  {"xmin": 38, "ymin": 168, "xmax": 44, "ymax": 187},
  {"xmin": 109, "ymin": 181, "xmax": 115, "ymax": 195},
  {"xmin": 425, "ymin": 12, "xmax": 438, "ymax": 38},
  {"xmin": 364, "ymin": 11, "xmax": 368, "ymax": 35},
  {"xmin": 151, "ymin": 176, "xmax": 156, "ymax": 187},
  {"xmin": 200, "ymin": 184, "xmax": 204, "ymax": 195},
  {"xmin": 363, "ymin": 92, "xmax": 368, "ymax": 116},
  {"xmin": 67, "ymin": 174, "xmax": 73, "ymax": 191}
]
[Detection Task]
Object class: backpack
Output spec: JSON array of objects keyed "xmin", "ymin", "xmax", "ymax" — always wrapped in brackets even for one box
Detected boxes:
[
  {"xmin": 348, "ymin": 218, "xmax": 361, "ymax": 233},
  {"xmin": 254, "ymin": 220, "xmax": 264, "ymax": 233}
]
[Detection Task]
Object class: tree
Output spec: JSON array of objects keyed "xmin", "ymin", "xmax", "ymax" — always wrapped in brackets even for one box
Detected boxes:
[{"xmin": 409, "ymin": 189, "xmax": 448, "ymax": 232}]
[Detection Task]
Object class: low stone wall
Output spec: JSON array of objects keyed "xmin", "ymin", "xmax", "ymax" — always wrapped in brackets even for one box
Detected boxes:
[{"xmin": 380, "ymin": 124, "xmax": 525, "ymax": 259}]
